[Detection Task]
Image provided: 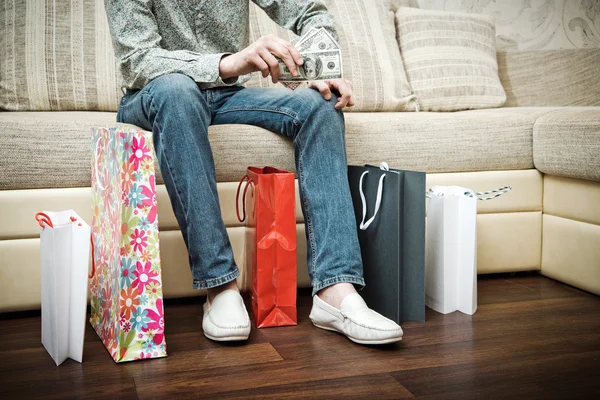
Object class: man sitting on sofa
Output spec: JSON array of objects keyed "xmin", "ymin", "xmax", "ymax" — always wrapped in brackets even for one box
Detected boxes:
[{"xmin": 105, "ymin": 0, "xmax": 403, "ymax": 345}]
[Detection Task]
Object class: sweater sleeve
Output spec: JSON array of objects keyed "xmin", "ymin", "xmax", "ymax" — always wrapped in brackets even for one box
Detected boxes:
[{"xmin": 251, "ymin": 0, "xmax": 339, "ymax": 41}]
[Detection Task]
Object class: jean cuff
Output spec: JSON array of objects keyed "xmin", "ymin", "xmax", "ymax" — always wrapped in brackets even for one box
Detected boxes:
[
  {"xmin": 312, "ymin": 275, "xmax": 366, "ymax": 296},
  {"xmin": 192, "ymin": 269, "xmax": 240, "ymax": 290}
]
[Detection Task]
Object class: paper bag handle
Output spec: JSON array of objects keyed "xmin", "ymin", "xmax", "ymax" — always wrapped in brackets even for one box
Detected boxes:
[
  {"xmin": 426, "ymin": 186, "xmax": 512, "ymax": 201},
  {"xmin": 358, "ymin": 171, "xmax": 386, "ymax": 230},
  {"xmin": 94, "ymin": 136, "xmax": 106, "ymax": 191},
  {"xmin": 35, "ymin": 212, "xmax": 54, "ymax": 228},
  {"xmin": 236, "ymin": 174, "xmax": 254, "ymax": 223}
]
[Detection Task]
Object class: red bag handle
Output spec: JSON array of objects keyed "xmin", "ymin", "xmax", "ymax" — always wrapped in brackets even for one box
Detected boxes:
[
  {"xmin": 35, "ymin": 212, "xmax": 54, "ymax": 228},
  {"xmin": 34, "ymin": 212, "xmax": 95, "ymax": 279},
  {"xmin": 89, "ymin": 236, "xmax": 96, "ymax": 279},
  {"xmin": 236, "ymin": 174, "xmax": 254, "ymax": 223}
]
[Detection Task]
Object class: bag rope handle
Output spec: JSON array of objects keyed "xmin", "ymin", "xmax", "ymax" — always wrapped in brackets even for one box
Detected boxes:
[
  {"xmin": 89, "ymin": 236, "xmax": 95, "ymax": 279},
  {"xmin": 358, "ymin": 171, "xmax": 386, "ymax": 230},
  {"xmin": 426, "ymin": 186, "xmax": 512, "ymax": 201},
  {"xmin": 34, "ymin": 212, "xmax": 95, "ymax": 278},
  {"xmin": 94, "ymin": 136, "xmax": 106, "ymax": 191},
  {"xmin": 236, "ymin": 174, "xmax": 254, "ymax": 223},
  {"xmin": 35, "ymin": 212, "xmax": 54, "ymax": 228}
]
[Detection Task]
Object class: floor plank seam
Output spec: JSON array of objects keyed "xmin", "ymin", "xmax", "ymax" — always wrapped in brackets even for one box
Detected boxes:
[
  {"xmin": 132, "ymin": 377, "xmax": 140, "ymax": 400},
  {"xmin": 269, "ymin": 342, "xmax": 288, "ymax": 362}
]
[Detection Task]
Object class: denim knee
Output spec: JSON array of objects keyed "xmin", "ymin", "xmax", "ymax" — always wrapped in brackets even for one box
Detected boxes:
[
  {"xmin": 293, "ymin": 88, "xmax": 345, "ymax": 137},
  {"xmin": 146, "ymin": 73, "xmax": 203, "ymax": 108}
]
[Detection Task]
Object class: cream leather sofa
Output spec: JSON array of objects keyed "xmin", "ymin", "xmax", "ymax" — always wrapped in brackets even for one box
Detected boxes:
[{"xmin": 1, "ymin": 4, "xmax": 599, "ymax": 312}]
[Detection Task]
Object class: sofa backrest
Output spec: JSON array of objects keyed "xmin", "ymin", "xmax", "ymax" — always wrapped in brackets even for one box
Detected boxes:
[
  {"xmin": 0, "ymin": 0, "xmax": 414, "ymax": 113},
  {"xmin": 498, "ymin": 49, "xmax": 600, "ymax": 107},
  {"xmin": 2, "ymin": 1, "xmax": 598, "ymax": 112},
  {"xmin": 0, "ymin": 0, "xmax": 121, "ymax": 111}
]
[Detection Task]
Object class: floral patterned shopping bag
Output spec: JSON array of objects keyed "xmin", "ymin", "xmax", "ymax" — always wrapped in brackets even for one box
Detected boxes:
[{"xmin": 90, "ymin": 127, "xmax": 167, "ymax": 362}]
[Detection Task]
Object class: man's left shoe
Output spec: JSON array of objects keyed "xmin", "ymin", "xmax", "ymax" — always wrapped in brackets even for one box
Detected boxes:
[{"xmin": 309, "ymin": 293, "xmax": 403, "ymax": 345}]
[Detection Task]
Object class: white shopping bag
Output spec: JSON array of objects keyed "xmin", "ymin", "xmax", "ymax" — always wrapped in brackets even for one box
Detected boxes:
[
  {"xmin": 425, "ymin": 186, "xmax": 511, "ymax": 315},
  {"xmin": 36, "ymin": 210, "xmax": 91, "ymax": 365}
]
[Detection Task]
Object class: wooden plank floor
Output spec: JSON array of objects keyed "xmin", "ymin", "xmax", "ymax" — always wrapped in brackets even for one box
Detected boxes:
[{"xmin": 1, "ymin": 274, "xmax": 599, "ymax": 399}]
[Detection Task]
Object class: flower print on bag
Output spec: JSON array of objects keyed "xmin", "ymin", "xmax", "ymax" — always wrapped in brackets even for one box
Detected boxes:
[
  {"xmin": 121, "ymin": 161, "xmax": 136, "ymax": 193},
  {"xmin": 145, "ymin": 281, "xmax": 162, "ymax": 299},
  {"xmin": 121, "ymin": 207, "xmax": 140, "ymax": 239},
  {"xmin": 101, "ymin": 283, "xmax": 113, "ymax": 324},
  {"xmin": 139, "ymin": 293, "xmax": 149, "ymax": 306},
  {"xmin": 140, "ymin": 158, "xmax": 153, "ymax": 176},
  {"xmin": 140, "ymin": 176, "xmax": 158, "ymax": 222},
  {"xmin": 108, "ymin": 207, "xmax": 120, "ymax": 236},
  {"xmin": 143, "ymin": 298, "xmax": 165, "ymax": 345},
  {"xmin": 120, "ymin": 258, "xmax": 136, "ymax": 289},
  {"xmin": 140, "ymin": 249, "xmax": 152, "ymax": 263},
  {"xmin": 130, "ymin": 307, "xmax": 151, "ymax": 331},
  {"xmin": 97, "ymin": 244, "xmax": 109, "ymax": 276},
  {"xmin": 145, "ymin": 231, "xmax": 160, "ymax": 259},
  {"xmin": 119, "ymin": 287, "xmax": 140, "ymax": 320},
  {"xmin": 130, "ymin": 228, "xmax": 148, "ymax": 253},
  {"xmin": 135, "ymin": 352, "xmax": 153, "ymax": 361},
  {"xmin": 121, "ymin": 131, "xmax": 133, "ymax": 161},
  {"xmin": 132, "ymin": 261, "xmax": 159, "ymax": 293},
  {"xmin": 101, "ymin": 168, "xmax": 113, "ymax": 205},
  {"xmin": 133, "ymin": 170, "xmax": 144, "ymax": 182},
  {"xmin": 142, "ymin": 339, "xmax": 156, "ymax": 353},
  {"xmin": 120, "ymin": 243, "xmax": 132, "ymax": 257},
  {"xmin": 128, "ymin": 183, "xmax": 146, "ymax": 208},
  {"xmin": 129, "ymin": 136, "xmax": 152, "ymax": 169},
  {"xmin": 138, "ymin": 217, "xmax": 151, "ymax": 231}
]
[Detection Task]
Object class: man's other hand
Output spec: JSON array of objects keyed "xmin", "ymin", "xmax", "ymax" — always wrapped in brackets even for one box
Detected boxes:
[
  {"xmin": 309, "ymin": 79, "xmax": 355, "ymax": 109},
  {"xmin": 219, "ymin": 34, "xmax": 303, "ymax": 84}
]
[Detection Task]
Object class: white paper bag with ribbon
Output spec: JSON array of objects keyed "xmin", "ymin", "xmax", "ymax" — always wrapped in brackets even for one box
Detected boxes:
[
  {"xmin": 35, "ymin": 210, "xmax": 91, "ymax": 366},
  {"xmin": 425, "ymin": 185, "xmax": 511, "ymax": 315}
]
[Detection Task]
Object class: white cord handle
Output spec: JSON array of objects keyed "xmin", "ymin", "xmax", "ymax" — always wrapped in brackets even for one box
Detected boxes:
[
  {"xmin": 358, "ymin": 171, "xmax": 386, "ymax": 230},
  {"xmin": 426, "ymin": 185, "xmax": 512, "ymax": 201},
  {"xmin": 94, "ymin": 136, "xmax": 106, "ymax": 191}
]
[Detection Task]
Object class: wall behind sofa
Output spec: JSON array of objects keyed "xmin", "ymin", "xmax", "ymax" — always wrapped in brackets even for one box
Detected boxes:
[{"xmin": 417, "ymin": 0, "xmax": 600, "ymax": 51}]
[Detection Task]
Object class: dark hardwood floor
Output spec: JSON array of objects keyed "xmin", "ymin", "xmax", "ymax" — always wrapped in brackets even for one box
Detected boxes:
[{"xmin": 1, "ymin": 273, "xmax": 599, "ymax": 399}]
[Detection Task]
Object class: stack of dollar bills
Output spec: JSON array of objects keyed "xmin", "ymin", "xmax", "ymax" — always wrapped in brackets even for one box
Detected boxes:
[{"xmin": 279, "ymin": 27, "xmax": 343, "ymax": 87}]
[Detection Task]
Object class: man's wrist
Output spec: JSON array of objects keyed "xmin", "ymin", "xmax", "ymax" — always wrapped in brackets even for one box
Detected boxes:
[{"xmin": 219, "ymin": 54, "xmax": 237, "ymax": 80}]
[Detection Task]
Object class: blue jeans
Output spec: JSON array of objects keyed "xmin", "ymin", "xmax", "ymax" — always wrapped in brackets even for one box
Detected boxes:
[{"xmin": 117, "ymin": 73, "xmax": 364, "ymax": 295}]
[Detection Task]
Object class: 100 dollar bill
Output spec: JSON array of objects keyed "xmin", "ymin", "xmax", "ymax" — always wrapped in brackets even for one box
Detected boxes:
[
  {"xmin": 278, "ymin": 50, "xmax": 342, "ymax": 82},
  {"xmin": 295, "ymin": 28, "xmax": 340, "ymax": 52}
]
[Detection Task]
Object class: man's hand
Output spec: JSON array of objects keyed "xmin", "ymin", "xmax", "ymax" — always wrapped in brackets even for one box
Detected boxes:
[
  {"xmin": 219, "ymin": 34, "xmax": 303, "ymax": 84},
  {"xmin": 309, "ymin": 79, "xmax": 355, "ymax": 109}
]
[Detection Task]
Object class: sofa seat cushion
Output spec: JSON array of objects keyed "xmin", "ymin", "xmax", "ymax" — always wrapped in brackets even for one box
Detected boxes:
[
  {"xmin": 0, "ymin": 108, "xmax": 558, "ymax": 190},
  {"xmin": 344, "ymin": 107, "xmax": 555, "ymax": 173},
  {"xmin": 533, "ymin": 108, "xmax": 600, "ymax": 182},
  {"xmin": 0, "ymin": 111, "xmax": 295, "ymax": 190}
]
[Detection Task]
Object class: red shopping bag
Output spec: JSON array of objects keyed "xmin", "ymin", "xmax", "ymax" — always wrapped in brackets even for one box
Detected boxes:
[{"xmin": 237, "ymin": 167, "xmax": 297, "ymax": 328}]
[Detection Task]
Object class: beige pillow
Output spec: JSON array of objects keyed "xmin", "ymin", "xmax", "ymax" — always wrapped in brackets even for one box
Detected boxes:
[
  {"xmin": 395, "ymin": 7, "xmax": 506, "ymax": 112},
  {"xmin": 0, "ymin": 0, "xmax": 121, "ymax": 111},
  {"xmin": 247, "ymin": 0, "xmax": 417, "ymax": 112}
]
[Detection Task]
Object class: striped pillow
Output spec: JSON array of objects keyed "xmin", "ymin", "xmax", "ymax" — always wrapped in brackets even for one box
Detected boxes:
[
  {"xmin": 247, "ymin": 0, "xmax": 417, "ymax": 112},
  {"xmin": 0, "ymin": 0, "xmax": 121, "ymax": 111},
  {"xmin": 395, "ymin": 7, "xmax": 506, "ymax": 112}
]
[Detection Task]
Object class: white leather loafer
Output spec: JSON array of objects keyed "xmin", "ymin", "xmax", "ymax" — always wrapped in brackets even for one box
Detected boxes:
[
  {"xmin": 202, "ymin": 289, "xmax": 251, "ymax": 341},
  {"xmin": 309, "ymin": 293, "xmax": 403, "ymax": 345}
]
